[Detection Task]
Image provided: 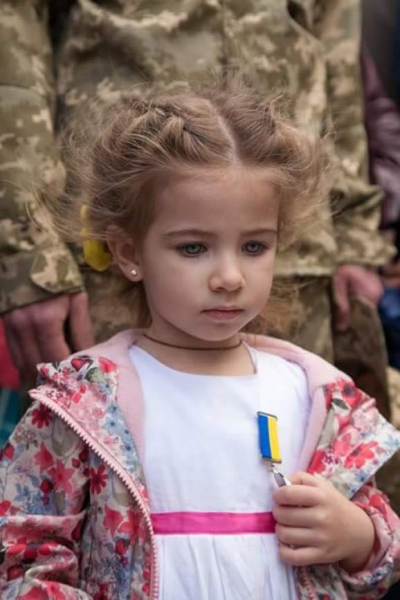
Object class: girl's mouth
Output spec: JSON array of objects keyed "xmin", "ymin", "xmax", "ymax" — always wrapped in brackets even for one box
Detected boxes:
[{"xmin": 202, "ymin": 308, "xmax": 244, "ymax": 321}]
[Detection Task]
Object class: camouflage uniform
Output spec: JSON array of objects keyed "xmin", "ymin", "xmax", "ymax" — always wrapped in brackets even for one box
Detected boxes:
[{"xmin": 0, "ymin": 1, "xmax": 393, "ymax": 374}]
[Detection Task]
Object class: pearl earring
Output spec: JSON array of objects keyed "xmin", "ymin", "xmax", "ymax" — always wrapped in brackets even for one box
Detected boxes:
[{"xmin": 131, "ymin": 268, "xmax": 138, "ymax": 277}]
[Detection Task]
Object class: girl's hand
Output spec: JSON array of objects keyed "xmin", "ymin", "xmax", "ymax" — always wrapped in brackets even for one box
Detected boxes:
[{"xmin": 272, "ymin": 471, "xmax": 376, "ymax": 573}]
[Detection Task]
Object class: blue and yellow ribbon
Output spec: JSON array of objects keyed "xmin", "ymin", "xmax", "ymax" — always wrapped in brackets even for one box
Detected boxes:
[{"xmin": 257, "ymin": 412, "xmax": 282, "ymax": 464}]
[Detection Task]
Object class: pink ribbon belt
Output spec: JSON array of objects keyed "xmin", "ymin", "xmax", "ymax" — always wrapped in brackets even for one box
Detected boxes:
[{"xmin": 151, "ymin": 511, "xmax": 276, "ymax": 535}]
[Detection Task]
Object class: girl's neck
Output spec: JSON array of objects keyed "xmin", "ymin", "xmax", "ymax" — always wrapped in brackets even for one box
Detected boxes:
[{"xmin": 136, "ymin": 335, "xmax": 256, "ymax": 376}]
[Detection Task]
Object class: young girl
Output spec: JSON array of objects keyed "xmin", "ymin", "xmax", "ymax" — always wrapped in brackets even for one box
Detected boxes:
[{"xmin": 1, "ymin": 85, "xmax": 399, "ymax": 600}]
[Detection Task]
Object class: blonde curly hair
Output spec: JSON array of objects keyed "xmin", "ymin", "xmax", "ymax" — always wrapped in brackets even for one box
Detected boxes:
[{"xmin": 55, "ymin": 81, "xmax": 330, "ymax": 331}]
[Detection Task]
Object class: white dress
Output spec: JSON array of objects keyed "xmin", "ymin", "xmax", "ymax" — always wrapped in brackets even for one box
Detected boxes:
[{"xmin": 128, "ymin": 345, "xmax": 310, "ymax": 600}]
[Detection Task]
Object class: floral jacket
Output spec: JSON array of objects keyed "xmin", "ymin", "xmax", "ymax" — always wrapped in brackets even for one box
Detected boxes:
[{"xmin": 0, "ymin": 331, "xmax": 400, "ymax": 600}]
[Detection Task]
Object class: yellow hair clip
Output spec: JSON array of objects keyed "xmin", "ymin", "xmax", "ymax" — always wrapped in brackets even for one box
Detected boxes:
[{"xmin": 80, "ymin": 205, "xmax": 113, "ymax": 272}]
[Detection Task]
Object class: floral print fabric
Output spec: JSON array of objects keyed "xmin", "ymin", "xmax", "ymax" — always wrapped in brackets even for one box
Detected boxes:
[{"xmin": 0, "ymin": 341, "xmax": 399, "ymax": 599}]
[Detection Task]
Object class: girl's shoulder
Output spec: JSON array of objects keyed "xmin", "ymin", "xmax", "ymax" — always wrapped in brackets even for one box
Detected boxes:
[
  {"xmin": 31, "ymin": 352, "xmax": 119, "ymax": 410},
  {"xmin": 27, "ymin": 331, "xmax": 146, "ymax": 484},
  {"xmin": 30, "ymin": 330, "xmax": 137, "ymax": 407},
  {"xmin": 27, "ymin": 334, "xmax": 130, "ymax": 445}
]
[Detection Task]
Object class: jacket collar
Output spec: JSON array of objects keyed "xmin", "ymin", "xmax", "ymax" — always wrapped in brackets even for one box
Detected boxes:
[
  {"xmin": 32, "ymin": 330, "xmax": 350, "ymax": 491},
  {"xmin": 83, "ymin": 330, "xmax": 350, "ymax": 470}
]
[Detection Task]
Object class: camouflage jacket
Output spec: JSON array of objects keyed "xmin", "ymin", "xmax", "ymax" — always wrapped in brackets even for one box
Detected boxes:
[{"xmin": 0, "ymin": 0, "xmax": 393, "ymax": 314}]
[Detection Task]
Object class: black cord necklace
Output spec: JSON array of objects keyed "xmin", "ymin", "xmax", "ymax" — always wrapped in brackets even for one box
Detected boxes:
[{"xmin": 142, "ymin": 333, "xmax": 242, "ymax": 351}]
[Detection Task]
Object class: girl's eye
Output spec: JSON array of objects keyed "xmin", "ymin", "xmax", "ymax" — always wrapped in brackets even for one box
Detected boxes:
[
  {"xmin": 178, "ymin": 243, "xmax": 206, "ymax": 257},
  {"xmin": 243, "ymin": 241, "xmax": 267, "ymax": 255}
]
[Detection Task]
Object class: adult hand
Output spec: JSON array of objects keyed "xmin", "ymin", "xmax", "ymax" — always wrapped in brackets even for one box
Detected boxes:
[
  {"xmin": 3, "ymin": 292, "xmax": 94, "ymax": 385},
  {"xmin": 273, "ymin": 472, "xmax": 375, "ymax": 573},
  {"xmin": 332, "ymin": 265, "xmax": 384, "ymax": 331}
]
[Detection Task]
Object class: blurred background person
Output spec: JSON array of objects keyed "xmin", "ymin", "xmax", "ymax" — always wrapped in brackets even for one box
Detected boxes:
[
  {"xmin": 360, "ymin": 0, "xmax": 400, "ymax": 523},
  {"xmin": 362, "ymin": 0, "xmax": 399, "ymax": 104},
  {"xmin": 362, "ymin": 45, "xmax": 400, "ymax": 373}
]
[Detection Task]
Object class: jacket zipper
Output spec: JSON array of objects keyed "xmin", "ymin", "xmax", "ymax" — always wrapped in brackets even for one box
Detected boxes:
[
  {"xmin": 35, "ymin": 394, "xmax": 159, "ymax": 600},
  {"xmin": 300, "ymin": 566, "xmax": 317, "ymax": 599}
]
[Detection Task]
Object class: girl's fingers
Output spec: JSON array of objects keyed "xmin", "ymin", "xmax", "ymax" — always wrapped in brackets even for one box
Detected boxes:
[
  {"xmin": 274, "ymin": 483, "xmax": 323, "ymax": 507},
  {"xmin": 273, "ymin": 505, "xmax": 321, "ymax": 528},
  {"xmin": 275, "ymin": 524, "xmax": 320, "ymax": 548},
  {"xmin": 289, "ymin": 471, "xmax": 322, "ymax": 487},
  {"xmin": 279, "ymin": 543, "xmax": 323, "ymax": 567}
]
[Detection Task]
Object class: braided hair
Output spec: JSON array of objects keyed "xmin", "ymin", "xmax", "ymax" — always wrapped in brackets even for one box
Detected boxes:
[{"xmin": 57, "ymin": 82, "xmax": 329, "ymax": 329}]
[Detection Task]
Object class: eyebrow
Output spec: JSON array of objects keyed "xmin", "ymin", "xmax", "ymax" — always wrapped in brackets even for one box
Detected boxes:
[{"xmin": 163, "ymin": 228, "xmax": 278, "ymax": 239}]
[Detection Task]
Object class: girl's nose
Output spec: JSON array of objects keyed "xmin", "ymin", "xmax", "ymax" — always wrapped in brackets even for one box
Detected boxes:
[{"xmin": 209, "ymin": 260, "xmax": 245, "ymax": 292}]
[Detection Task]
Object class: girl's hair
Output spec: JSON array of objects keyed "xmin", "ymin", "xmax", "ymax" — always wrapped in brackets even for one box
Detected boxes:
[{"xmin": 55, "ymin": 80, "xmax": 330, "ymax": 332}]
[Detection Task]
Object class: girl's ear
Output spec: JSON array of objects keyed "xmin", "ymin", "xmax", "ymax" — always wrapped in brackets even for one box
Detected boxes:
[{"xmin": 106, "ymin": 226, "xmax": 142, "ymax": 281}]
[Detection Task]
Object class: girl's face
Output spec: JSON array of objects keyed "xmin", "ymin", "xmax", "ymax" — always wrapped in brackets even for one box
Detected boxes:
[{"xmin": 134, "ymin": 166, "xmax": 279, "ymax": 346}]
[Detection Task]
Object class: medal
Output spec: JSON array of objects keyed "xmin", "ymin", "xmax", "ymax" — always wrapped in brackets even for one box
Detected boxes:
[{"xmin": 257, "ymin": 412, "xmax": 291, "ymax": 487}]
